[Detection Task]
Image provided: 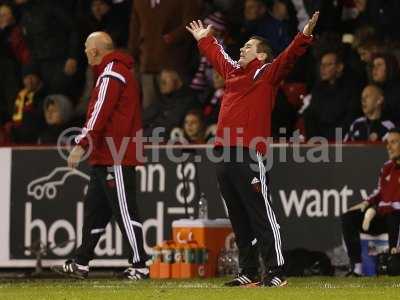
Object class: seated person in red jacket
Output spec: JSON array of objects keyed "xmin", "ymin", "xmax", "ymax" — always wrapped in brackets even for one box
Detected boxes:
[{"xmin": 342, "ymin": 128, "xmax": 400, "ymax": 276}]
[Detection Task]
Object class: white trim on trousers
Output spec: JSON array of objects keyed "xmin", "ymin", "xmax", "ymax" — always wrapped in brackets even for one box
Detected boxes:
[
  {"xmin": 114, "ymin": 165, "xmax": 140, "ymax": 263},
  {"xmin": 256, "ymin": 152, "xmax": 284, "ymax": 266}
]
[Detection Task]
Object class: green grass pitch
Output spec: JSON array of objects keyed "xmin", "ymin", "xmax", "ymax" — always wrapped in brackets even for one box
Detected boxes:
[{"xmin": 1, "ymin": 277, "xmax": 400, "ymax": 300}]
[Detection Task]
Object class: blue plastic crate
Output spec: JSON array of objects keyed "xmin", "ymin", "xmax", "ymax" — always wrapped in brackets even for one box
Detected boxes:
[{"xmin": 360, "ymin": 233, "xmax": 389, "ymax": 276}]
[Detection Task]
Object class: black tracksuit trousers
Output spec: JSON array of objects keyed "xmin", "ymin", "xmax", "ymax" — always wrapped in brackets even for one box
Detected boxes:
[
  {"xmin": 75, "ymin": 165, "xmax": 148, "ymax": 267},
  {"xmin": 215, "ymin": 147, "xmax": 284, "ymax": 275}
]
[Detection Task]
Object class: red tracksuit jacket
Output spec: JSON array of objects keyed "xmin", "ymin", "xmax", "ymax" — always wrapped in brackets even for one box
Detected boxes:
[
  {"xmin": 367, "ymin": 160, "xmax": 400, "ymax": 215},
  {"xmin": 76, "ymin": 51, "xmax": 142, "ymax": 166},
  {"xmin": 198, "ymin": 33, "xmax": 313, "ymax": 154}
]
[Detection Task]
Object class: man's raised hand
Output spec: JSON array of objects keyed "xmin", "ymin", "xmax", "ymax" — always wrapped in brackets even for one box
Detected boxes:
[
  {"xmin": 186, "ymin": 20, "xmax": 212, "ymax": 41},
  {"xmin": 303, "ymin": 11, "xmax": 319, "ymax": 36}
]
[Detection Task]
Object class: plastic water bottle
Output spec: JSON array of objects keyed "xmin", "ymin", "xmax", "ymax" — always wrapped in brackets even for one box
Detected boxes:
[{"xmin": 198, "ymin": 193, "xmax": 208, "ymax": 219}]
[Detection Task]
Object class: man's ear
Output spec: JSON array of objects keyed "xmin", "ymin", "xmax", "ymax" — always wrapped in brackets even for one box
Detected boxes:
[
  {"xmin": 89, "ymin": 48, "xmax": 97, "ymax": 58},
  {"xmin": 256, "ymin": 52, "xmax": 267, "ymax": 62},
  {"xmin": 377, "ymin": 95, "xmax": 384, "ymax": 106}
]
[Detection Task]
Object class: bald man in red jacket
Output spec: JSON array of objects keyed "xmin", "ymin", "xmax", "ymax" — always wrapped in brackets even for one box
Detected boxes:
[
  {"xmin": 186, "ymin": 12, "xmax": 319, "ymax": 287},
  {"xmin": 52, "ymin": 32, "xmax": 149, "ymax": 281}
]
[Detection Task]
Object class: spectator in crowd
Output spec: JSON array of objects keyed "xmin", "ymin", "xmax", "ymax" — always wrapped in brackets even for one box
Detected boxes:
[
  {"xmin": 290, "ymin": 0, "xmax": 309, "ymax": 32},
  {"xmin": 293, "ymin": 0, "xmax": 342, "ymax": 34},
  {"xmin": 37, "ymin": 94, "xmax": 73, "ymax": 144},
  {"xmin": 203, "ymin": 0, "xmax": 235, "ymax": 13},
  {"xmin": 128, "ymin": 0, "xmax": 201, "ymax": 109},
  {"xmin": 345, "ymin": 84, "xmax": 395, "ymax": 142},
  {"xmin": 341, "ymin": 127, "xmax": 400, "ymax": 276},
  {"xmin": 203, "ymin": 69, "xmax": 224, "ymax": 125},
  {"xmin": 240, "ymin": 0, "xmax": 293, "ymax": 55},
  {"xmin": 0, "ymin": 3, "xmax": 30, "ymax": 65},
  {"xmin": 0, "ymin": 2, "xmax": 30, "ymax": 124},
  {"xmin": 352, "ymin": 24, "xmax": 377, "ymax": 47},
  {"xmin": 356, "ymin": 37, "xmax": 384, "ymax": 82},
  {"xmin": 312, "ymin": 32, "xmax": 365, "ymax": 85},
  {"xmin": 239, "ymin": 0, "xmax": 267, "ymax": 46},
  {"xmin": 77, "ymin": 0, "xmax": 128, "ymax": 117},
  {"xmin": 304, "ymin": 51, "xmax": 361, "ymax": 140},
  {"xmin": 357, "ymin": 38, "xmax": 382, "ymax": 65},
  {"xmin": 142, "ymin": 69, "xmax": 197, "ymax": 138},
  {"xmin": 190, "ymin": 11, "xmax": 226, "ymax": 101},
  {"xmin": 371, "ymin": 53, "xmax": 400, "ymax": 123},
  {"xmin": 109, "ymin": 0, "xmax": 132, "ymax": 36},
  {"xmin": 183, "ymin": 109, "xmax": 207, "ymax": 144},
  {"xmin": 81, "ymin": 0, "xmax": 128, "ymax": 48},
  {"xmin": 16, "ymin": 0, "xmax": 81, "ymax": 98},
  {"xmin": 169, "ymin": 109, "xmax": 211, "ymax": 144},
  {"xmin": 5, "ymin": 66, "xmax": 46, "ymax": 144},
  {"xmin": 0, "ymin": 0, "xmax": 398, "ymax": 144},
  {"xmin": 350, "ymin": 0, "xmax": 400, "ymax": 41},
  {"xmin": 77, "ymin": 0, "xmax": 132, "ymax": 33}
]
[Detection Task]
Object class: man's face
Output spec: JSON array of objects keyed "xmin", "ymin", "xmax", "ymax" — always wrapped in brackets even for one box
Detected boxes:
[
  {"xmin": 184, "ymin": 114, "xmax": 202, "ymax": 141},
  {"xmin": 45, "ymin": 103, "xmax": 63, "ymax": 126},
  {"xmin": 91, "ymin": 0, "xmax": 110, "ymax": 21},
  {"xmin": 361, "ymin": 86, "xmax": 382, "ymax": 116},
  {"xmin": 239, "ymin": 39, "xmax": 262, "ymax": 68},
  {"xmin": 0, "ymin": 5, "xmax": 15, "ymax": 29},
  {"xmin": 319, "ymin": 53, "xmax": 341, "ymax": 82},
  {"xmin": 357, "ymin": 47, "xmax": 374, "ymax": 63},
  {"xmin": 272, "ymin": 1, "xmax": 288, "ymax": 21},
  {"xmin": 23, "ymin": 74, "xmax": 41, "ymax": 92},
  {"xmin": 354, "ymin": 0, "xmax": 367, "ymax": 12},
  {"xmin": 159, "ymin": 71, "xmax": 179, "ymax": 95},
  {"xmin": 386, "ymin": 132, "xmax": 400, "ymax": 161},
  {"xmin": 244, "ymin": 0, "xmax": 265, "ymax": 21},
  {"xmin": 372, "ymin": 58, "xmax": 387, "ymax": 83},
  {"xmin": 84, "ymin": 39, "xmax": 97, "ymax": 66}
]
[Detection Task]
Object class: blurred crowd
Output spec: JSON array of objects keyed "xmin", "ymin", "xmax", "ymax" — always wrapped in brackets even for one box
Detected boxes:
[{"xmin": 1, "ymin": 0, "xmax": 400, "ymax": 145}]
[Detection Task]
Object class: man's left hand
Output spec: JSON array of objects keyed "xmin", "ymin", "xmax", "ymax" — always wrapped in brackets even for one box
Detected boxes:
[
  {"xmin": 68, "ymin": 145, "xmax": 85, "ymax": 169},
  {"xmin": 303, "ymin": 11, "xmax": 319, "ymax": 36}
]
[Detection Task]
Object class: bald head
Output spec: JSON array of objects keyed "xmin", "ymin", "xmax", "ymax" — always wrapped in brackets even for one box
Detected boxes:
[
  {"xmin": 87, "ymin": 32, "xmax": 114, "ymax": 50},
  {"xmin": 361, "ymin": 84, "xmax": 384, "ymax": 119},
  {"xmin": 85, "ymin": 32, "xmax": 114, "ymax": 66}
]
